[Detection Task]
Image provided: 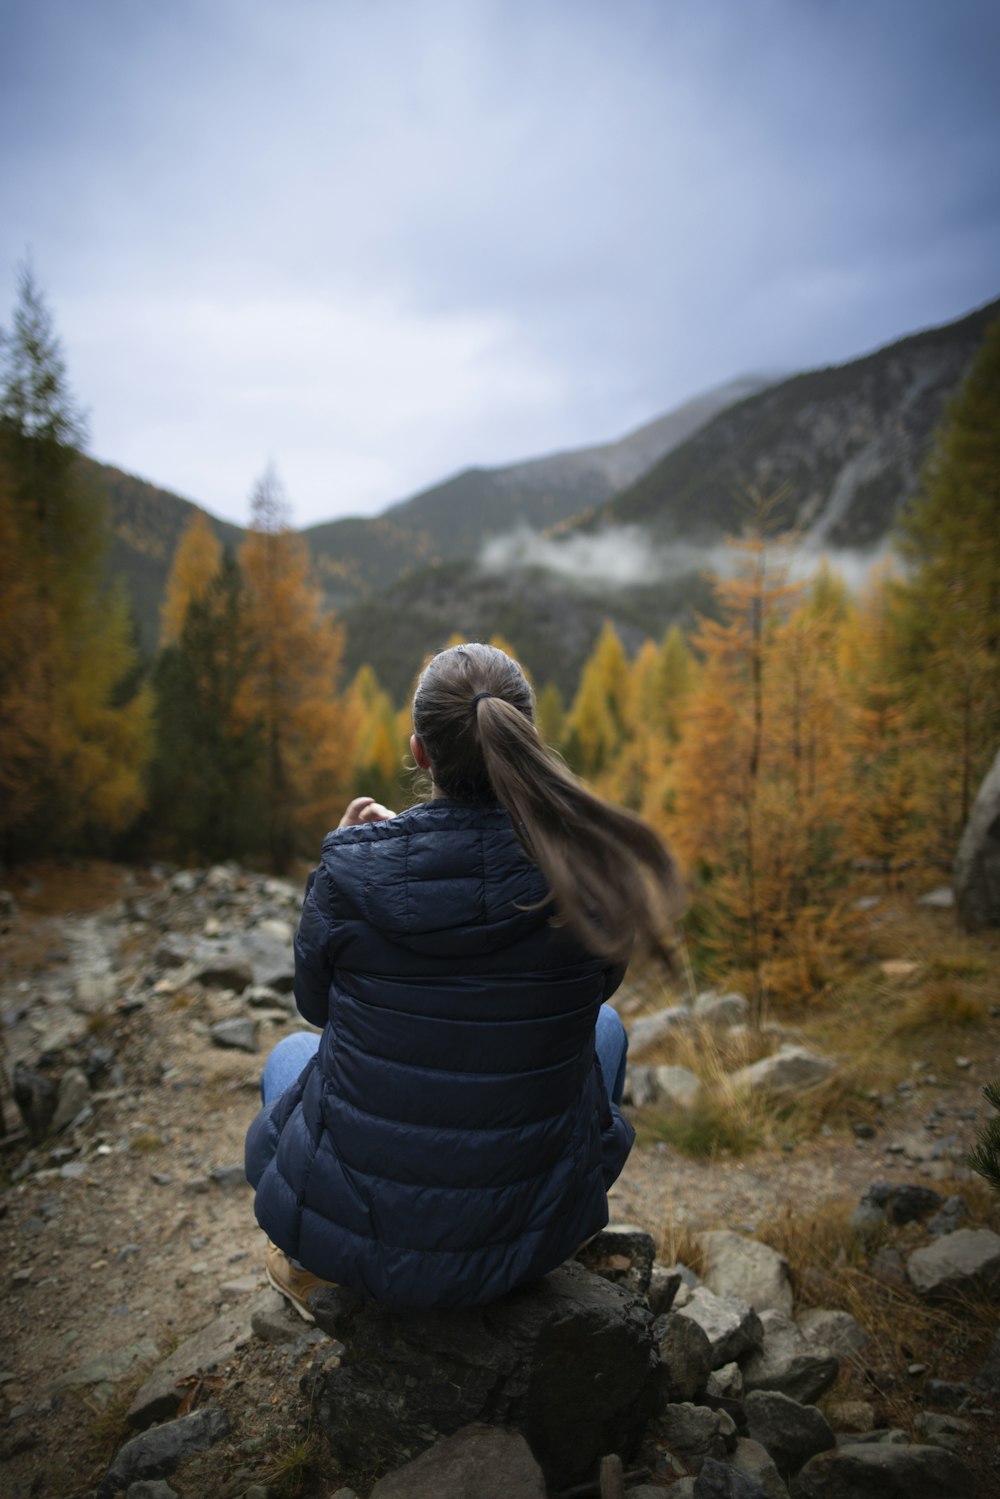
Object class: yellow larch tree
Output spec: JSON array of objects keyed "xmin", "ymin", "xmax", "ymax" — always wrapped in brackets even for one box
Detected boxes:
[
  {"xmin": 238, "ymin": 467, "xmax": 351, "ymax": 870},
  {"xmin": 160, "ymin": 509, "xmax": 223, "ymax": 645}
]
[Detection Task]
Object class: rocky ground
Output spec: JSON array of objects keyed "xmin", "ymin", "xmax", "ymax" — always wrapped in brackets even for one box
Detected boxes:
[{"xmin": 0, "ymin": 861, "xmax": 998, "ymax": 1499}]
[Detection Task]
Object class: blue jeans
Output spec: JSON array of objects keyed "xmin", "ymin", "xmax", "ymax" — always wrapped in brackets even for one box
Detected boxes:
[{"xmin": 260, "ymin": 1003, "xmax": 629, "ymax": 1107}]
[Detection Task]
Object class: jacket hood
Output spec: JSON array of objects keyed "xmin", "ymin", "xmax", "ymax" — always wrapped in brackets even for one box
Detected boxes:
[{"xmin": 320, "ymin": 799, "xmax": 553, "ymax": 957}]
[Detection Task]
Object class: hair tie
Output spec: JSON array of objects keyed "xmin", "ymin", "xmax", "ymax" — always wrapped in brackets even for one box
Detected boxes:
[{"xmin": 471, "ymin": 692, "xmax": 496, "ymax": 708}]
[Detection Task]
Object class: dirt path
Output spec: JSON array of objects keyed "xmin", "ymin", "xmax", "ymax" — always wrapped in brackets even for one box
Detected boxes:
[{"xmin": 0, "ymin": 863, "xmax": 996, "ymax": 1498}]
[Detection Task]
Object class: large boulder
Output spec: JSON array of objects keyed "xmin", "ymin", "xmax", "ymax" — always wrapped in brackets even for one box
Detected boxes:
[
  {"xmin": 311, "ymin": 1261, "xmax": 658, "ymax": 1489},
  {"xmin": 794, "ymin": 1441, "xmax": 974, "ymax": 1497},
  {"xmin": 628, "ymin": 1005, "xmax": 694, "ymax": 1054},
  {"xmin": 368, "ymin": 1424, "xmax": 546, "ymax": 1498},
  {"xmin": 740, "ymin": 1311, "xmax": 838, "ymax": 1404},
  {"xmin": 699, "ymin": 1231, "xmax": 794, "ymax": 1316},
  {"xmin": 954, "ymin": 745, "xmax": 1000, "ymax": 930},
  {"xmin": 728, "ymin": 1047, "xmax": 834, "ymax": 1100},
  {"xmin": 744, "ymin": 1389, "xmax": 834, "ymax": 1476},
  {"xmin": 675, "ymin": 1286, "xmax": 765, "ymax": 1367},
  {"xmin": 627, "ymin": 1064, "xmax": 703, "ymax": 1110},
  {"xmin": 906, "ymin": 1228, "xmax": 1000, "ymax": 1299}
]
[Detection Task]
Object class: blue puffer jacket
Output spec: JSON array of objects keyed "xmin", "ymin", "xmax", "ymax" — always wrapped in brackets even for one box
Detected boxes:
[{"xmin": 245, "ymin": 799, "xmax": 634, "ymax": 1310}]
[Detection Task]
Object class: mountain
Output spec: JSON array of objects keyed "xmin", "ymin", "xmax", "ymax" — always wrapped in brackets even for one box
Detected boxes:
[
  {"xmin": 567, "ymin": 298, "xmax": 1000, "ymax": 551},
  {"xmin": 302, "ymin": 376, "xmax": 769, "ymax": 609}
]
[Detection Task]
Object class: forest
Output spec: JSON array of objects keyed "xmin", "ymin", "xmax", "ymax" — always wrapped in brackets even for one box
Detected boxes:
[{"xmin": 2, "ymin": 265, "xmax": 999, "ymax": 1010}]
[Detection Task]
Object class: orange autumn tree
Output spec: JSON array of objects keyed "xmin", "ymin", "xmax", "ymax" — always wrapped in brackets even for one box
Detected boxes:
[
  {"xmin": 564, "ymin": 621, "xmax": 631, "ymax": 783},
  {"xmin": 238, "ymin": 467, "xmax": 351, "ymax": 870},
  {"xmin": 159, "ymin": 509, "xmax": 223, "ymax": 646},
  {"xmin": 670, "ymin": 504, "xmax": 852, "ymax": 1014}
]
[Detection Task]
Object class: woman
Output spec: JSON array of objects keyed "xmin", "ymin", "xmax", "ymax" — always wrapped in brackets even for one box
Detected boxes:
[{"xmin": 245, "ymin": 642, "xmax": 681, "ymax": 1316}]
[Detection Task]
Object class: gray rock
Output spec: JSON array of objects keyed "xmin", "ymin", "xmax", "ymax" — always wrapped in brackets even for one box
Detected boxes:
[
  {"xmin": 649, "ymin": 1263, "xmax": 683, "ymax": 1315},
  {"xmin": 653, "ymin": 1311, "xmax": 715, "ymax": 1401},
  {"xmin": 744, "ymin": 1389, "xmax": 834, "ymax": 1476},
  {"xmin": 13, "ymin": 1064, "xmax": 57, "ymax": 1140},
  {"xmin": 171, "ymin": 871, "xmax": 200, "ymax": 894},
  {"xmin": 794, "ymin": 1441, "xmax": 974, "ymax": 1497},
  {"xmin": 125, "ymin": 1483, "xmax": 179, "ymax": 1499},
  {"xmin": 694, "ymin": 991, "xmax": 750, "ymax": 1028},
  {"xmin": 906, "ymin": 1227, "xmax": 1000, "ymax": 1299},
  {"xmin": 368, "ymin": 1424, "xmax": 546, "ymax": 1498},
  {"xmin": 729, "ymin": 1048, "xmax": 834, "ymax": 1100},
  {"xmin": 694, "ymin": 1456, "xmax": 771, "ymax": 1498},
  {"xmin": 917, "ymin": 886, "xmax": 954, "ymax": 908},
  {"xmin": 825, "ymin": 1400, "xmax": 875, "ymax": 1433},
  {"xmin": 627, "ymin": 1063, "xmax": 703, "ymax": 1110},
  {"xmin": 700, "ymin": 1231, "xmax": 793, "ymax": 1316},
  {"xmin": 210, "ymin": 1163, "xmax": 251, "ymax": 1189},
  {"xmin": 244, "ymin": 984, "xmax": 292, "ymax": 1010},
  {"xmin": 101, "ymin": 1408, "xmax": 231, "ymax": 1497},
  {"xmin": 926, "ymin": 1195, "xmax": 967, "ymax": 1237},
  {"xmin": 576, "ymin": 1225, "xmax": 656, "ymax": 1296},
  {"xmin": 885, "ymin": 1183, "xmax": 944, "ymax": 1225},
  {"xmin": 653, "ymin": 1403, "xmax": 737, "ymax": 1472},
  {"xmin": 192, "ymin": 956, "xmax": 254, "ymax": 991},
  {"xmin": 628, "ymin": 1004, "xmax": 694, "ymax": 1054},
  {"xmin": 312, "ymin": 1260, "xmax": 657, "ymax": 1489},
  {"xmin": 50, "ymin": 1067, "xmax": 91, "ymax": 1133},
  {"xmin": 209, "ymin": 1017, "xmax": 259, "ymax": 1052},
  {"xmin": 251, "ymin": 1289, "xmax": 318, "ymax": 1346},
  {"xmin": 954, "ymin": 745, "xmax": 1000, "ymax": 930},
  {"xmin": 127, "ymin": 1301, "xmax": 261, "ymax": 1427},
  {"xmin": 707, "ymin": 1362, "xmax": 744, "ymax": 1400},
  {"xmin": 795, "ymin": 1309, "xmax": 866, "ymax": 1361},
  {"xmin": 912, "ymin": 1411, "xmax": 974, "ymax": 1452},
  {"xmin": 923, "ymin": 1377, "xmax": 971, "ymax": 1409},
  {"xmin": 973, "ymin": 1326, "xmax": 1000, "ymax": 1394},
  {"xmin": 50, "ymin": 1338, "xmax": 159, "ymax": 1401},
  {"xmin": 740, "ymin": 1311, "xmax": 838, "ymax": 1404},
  {"xmin": 676, "ymin": 1286, "xmax": 764, "ymax": 1368},
  {"xmin": 729, "ymin": 1437, "xmax": 788, "ymax": 1499}
]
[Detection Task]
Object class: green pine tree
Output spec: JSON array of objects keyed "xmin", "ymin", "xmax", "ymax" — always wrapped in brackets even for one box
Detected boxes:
[{"xmin": 968, "ymin": 1078, "xmax": 1000, "ymax": 1197}]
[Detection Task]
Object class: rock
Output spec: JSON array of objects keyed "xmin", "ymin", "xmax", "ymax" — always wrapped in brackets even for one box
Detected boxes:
[
  {"xmin": 653, "ymin": 1311, "xmax": 715, "ymax": 1401},
  {"xmin": 868, "ymin": 1246, "xmax": 907, "ymax": 1288},
  {"xmin": 101, "ymin": 1408, "xmax": 231, "ymax": 1497},
  {"xmin": 917, "ymin": 886, "xmax": 954, "ymax": 908},
  {"xmin": 171, "ymin": 871, "xmax": 200, "ymax": 894},
  {"xmin": 652, "ymin": 1403, "xmax": 737, "ymax": 1472},
  {"xmin": 729, "ymin": 1436, "xmax": 788, "ymax": 1499},
  {"xmin": 906, "ymin": 1227, "xmax": 1000, "ymax": 1299},
  {"xmin": 926, "ymin": 1195, "xmax": 968, "ymax": 1237},
  {"xmin": 707, "ymin": 1362, "xmax": 744, "ymax": 1400},
  {"xmin": 693, "ymin": 1455, "xmax": 770, "ymax": 1498},
  {"xmin": 311, "ymin": 1261, "xmax": 657, "ymax": 1488},
  {"xmin": 923, "ymin": 1377, "xmax": 971, "ymax": 1409},
  {"xmin": 954, "ymin": 745, "xmax": 1000, "ymax": 931},
  {"xmin": 209, "ymin": 1018, "xmax": 259, "ymax": 1052},
  {"xmin": 649, "ymin": 1263, "xmax": 683, "ymax": 1315},
  {"xmin": 699, "ymin": 1231, "xmax": 793, "ymax": 1316},
  {"xmin": 728, "ymin": 1048, "xmax": 834, "ymax": 1100},
  {"xmin": 210, "ymin": 1164, "xmax": 250, "ymax": 1189},
  {"xmin": 251, "ymin": 1289, "xmax": 318, "ymax": 1346},
  {"xmin": 127, "ymin": 1301, "xmax": 262, "ymax": 1427},
  {"xmin": 13, "ymin": 1064, "xmax": 57, "ymax": 1140},
  {"xmin": 50, "ymin": 1067, "xmax": 90, "ymax": 1133},
  {"xmin": 740, "ymin": 1311, "xmax": 838, "ymax": 1405},
  {"xmin": 628, "ymin": 1004, "xmax": 694, "ymax": 1054},
  {"xmin": 124, "ymin": 1484, "xmax": 179, "ymax": 1499},
  {"xmin": 972, "ymin": 1325, "xmax": 1000, "ymax": 1394},
  {"xmin": 368, "ymin": 1424, "xmax": 546, "ymax": 1498},
  {"xmin": 245, "ymin": 984, "xmax": 292, "ymax": 1010},
  {"xmin": 694, "ymin": 991, "xmax": 750, "ymax": 1028},
  {"xmin": 576, "ymin": 1226, "xmax": 656, "ymax": 1296},
  {"xmin": 50, "ymin": 1338, "xmax": 159, "ymax": 1403},
  {"xmin": 677, "ymin": 1287, "xmax": 764, "ymax": 1368},
  {"xmin": 627, "ymin": 1064, "xmax": 703, "ymax": 1110},
  {"xmin": 744, "ymin": 1390, "xmax": 834, "ymax": 1477},
  {"xmin": 796, "ymin": 1309, "xmax": 866, "ymax": 1360},
  {"xmin": 191, "ymin": 957, "xmax": 253, "ymax": 992},
  {"xmin": 885, "ymin": 1183, "xmax": 944, "ymax": 1226},
  {"xmin": 794, "ymin": 1441, "xmax": 974, "ymax": 1497},
  {"xmin": 912, "ymin": 1411, "xmax": 974, "ymax": 1452}
]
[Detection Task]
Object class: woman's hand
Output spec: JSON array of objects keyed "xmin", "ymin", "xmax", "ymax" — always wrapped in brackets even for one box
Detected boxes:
[{"xmin": 339, "ymin": 796, "xmax": 397, "ymax": 828}]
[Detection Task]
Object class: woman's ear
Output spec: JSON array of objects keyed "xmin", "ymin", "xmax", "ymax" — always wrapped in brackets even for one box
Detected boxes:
[{"xmin": 410, "ymin": 733, "xmax": 430, "ymax": 771}]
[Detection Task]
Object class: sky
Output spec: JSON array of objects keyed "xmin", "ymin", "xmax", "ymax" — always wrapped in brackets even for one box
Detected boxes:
[{"xmin": 1, "ymin": 0, "xmax": 998, "ymax": 529}]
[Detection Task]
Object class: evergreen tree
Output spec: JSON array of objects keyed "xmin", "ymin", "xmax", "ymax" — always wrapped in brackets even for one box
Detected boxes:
[
  {"xmin": 151, "ymin": 554, "xmax": 262, "ymax": 862},
  {"xmin": 894, "ymin": 316, "xmax": 1000, "ymax": 857},
  {"xmin": 0, "ymin": 265, "xmax": 151, "ymax": 855}
]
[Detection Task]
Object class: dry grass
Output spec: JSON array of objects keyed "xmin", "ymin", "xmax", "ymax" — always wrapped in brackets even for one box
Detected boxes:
[
  {"xmin": 258, "ymin": 1435, "xmax": 323, "ymax": 1498},
  {"xmin": 885, "ymin": 979, "xmax": 986, "ymax": 1037}
]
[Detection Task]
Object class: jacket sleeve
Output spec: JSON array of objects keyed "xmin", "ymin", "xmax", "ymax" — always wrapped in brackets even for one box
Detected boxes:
[
  {"xmin": 293, "ymin": 865, "xmax": 334, "ymax": 1027},
  {"xmin": 601, "ymin": 960, "xmax": 628, "ymax": 1004}
]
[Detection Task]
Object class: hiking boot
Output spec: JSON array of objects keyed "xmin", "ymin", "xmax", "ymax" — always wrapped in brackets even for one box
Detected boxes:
[{"xmin": 263, "ymin": 1239, "xmax": 334, "ymax": 1323}]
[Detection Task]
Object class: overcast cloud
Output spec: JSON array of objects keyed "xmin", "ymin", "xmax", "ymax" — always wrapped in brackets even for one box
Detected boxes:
[{"xmin": 1, "ymin": 0, "xmax": 997, "ymax": 527}]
